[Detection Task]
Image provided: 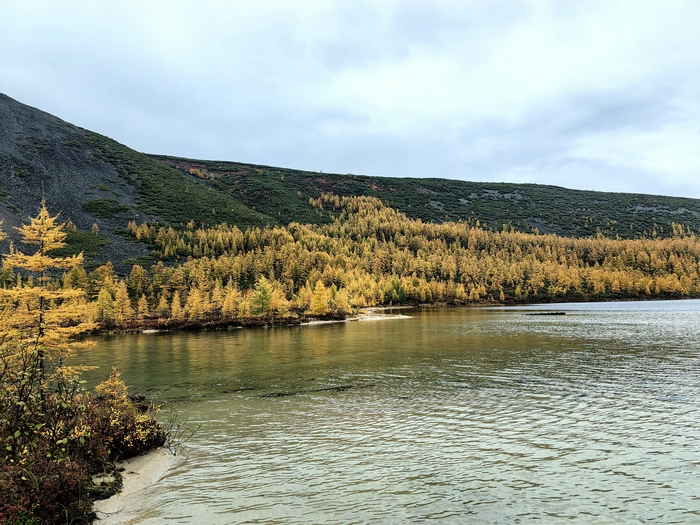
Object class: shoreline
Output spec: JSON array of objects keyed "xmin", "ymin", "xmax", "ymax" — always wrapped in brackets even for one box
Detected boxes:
[
  {"xmin": 92, "ymin": 449, "xmax": 178, "ymax": 524},
  {"xmin": 305, "ymin": 308, "xmax": 412, "ymax": 325},
  {"xmin": 88, "ymin": 295, "xmax": 698, "ymax": 336}
]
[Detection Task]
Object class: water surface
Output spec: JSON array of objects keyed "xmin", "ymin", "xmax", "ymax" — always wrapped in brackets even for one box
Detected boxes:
[{"xmin": 79, "ymin": 300, "xmax": 700, "ymax": 524}]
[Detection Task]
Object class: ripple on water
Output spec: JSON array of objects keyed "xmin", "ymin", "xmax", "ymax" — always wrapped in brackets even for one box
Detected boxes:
[{"xmin": 78, "ymin": 302, "xmax": 700, "ymax": 524}]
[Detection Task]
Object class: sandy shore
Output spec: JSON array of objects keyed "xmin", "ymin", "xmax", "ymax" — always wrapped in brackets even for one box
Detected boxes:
[
  {"xmin": 304, "ymin": 308, "xmax": 412, "ymax": 325},
  {"xmin": 351, "ymin": 311, "xmax": 412, "ymax": 322},
  {"xmin": 355, "ymin": 306, "xmax": 413, "ymax": 320},
  {"xmin": 93, "ymin": 448, "xmax": 178, "ymax": 524}
]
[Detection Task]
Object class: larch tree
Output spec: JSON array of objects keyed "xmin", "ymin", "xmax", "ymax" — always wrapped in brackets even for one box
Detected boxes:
[
  {"xmin": 113, "ymin": 280, "xmax": 134, "ymax": 327},
  {"xmin": 0, "ymin": 201, "xmax": 94, "ymax": 397},
  {"xmin": 171, "ymin": 290, "xmax": 184, "ymax": 320},
  {"xmin": 309, "ymin": 280, "xmax": 330, "ymax": 316},
  {"xmin": 137, "ymin": 294, "xmax": 150, "ymax": 319},
  {"xmin": 0, "ymin": 205, "xmax": 166, "ymax": 525},
  {"xmin": 96, "ymin": 284, "xmax": 115, "ymax": 324},
  {"xmin": 0, "ymin": 201, "xmax": 95, "ymax": 464}
]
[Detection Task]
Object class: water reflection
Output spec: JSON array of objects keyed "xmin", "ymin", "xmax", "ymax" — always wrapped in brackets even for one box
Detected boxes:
[{"xmin": 77, "ymin": 301, "xmax": 700, "ymax": 524}]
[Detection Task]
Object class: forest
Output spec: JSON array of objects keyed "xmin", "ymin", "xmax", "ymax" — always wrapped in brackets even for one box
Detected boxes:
[{"xmin": 12, "ymin": 192, "xmax": 699, "ymax": 332}]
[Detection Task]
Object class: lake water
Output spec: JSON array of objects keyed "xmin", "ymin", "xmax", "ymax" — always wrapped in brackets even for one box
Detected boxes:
[{"xmin": 79, "ymin": 300, "xmax": 700, "ymax": 524}]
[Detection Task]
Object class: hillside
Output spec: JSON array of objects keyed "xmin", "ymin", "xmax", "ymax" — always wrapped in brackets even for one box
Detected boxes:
[
  {"xmin": 152, "ymin": 155, "xmax": 700, "ymax": 239},
  {"xmin": 0, "ymin": 93, "xmax": 273, "ymax": 270},
  {"xmin": 2, "ymin": 92, "xmax": 700, "ymax": 272}
]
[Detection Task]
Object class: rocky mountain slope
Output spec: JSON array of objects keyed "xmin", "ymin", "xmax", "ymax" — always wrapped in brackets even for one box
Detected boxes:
[{"xmin": 0, "ymin": 93, "xmax": 272, "ymax": 270}]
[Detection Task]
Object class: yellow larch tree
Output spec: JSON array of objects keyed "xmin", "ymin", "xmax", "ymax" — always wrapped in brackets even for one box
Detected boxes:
[
  {"xmin": 1, "ymin": 201, "xmax": 94, "ymax": 394},
  {"xmin": 309, "ymin": 280, "xmax": 330, "ymax": 316},
  {"xmin": 0, "ymin": 201, "xmax": 95, "ymax": 467},
  {"xmin": 114, "ymin": 280, "xmax": 134, "ymax": 327}
]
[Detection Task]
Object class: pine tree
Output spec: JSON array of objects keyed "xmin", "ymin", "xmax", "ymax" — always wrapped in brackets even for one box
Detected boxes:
[{"xmin": 252, "ymin": 276, "xmax": 273, "ymax": 316}]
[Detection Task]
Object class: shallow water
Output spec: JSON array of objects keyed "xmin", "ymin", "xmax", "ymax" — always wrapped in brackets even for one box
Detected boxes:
[{"xmin": 79, "ymin": 300, "xmax": 700, "ymax": 524}]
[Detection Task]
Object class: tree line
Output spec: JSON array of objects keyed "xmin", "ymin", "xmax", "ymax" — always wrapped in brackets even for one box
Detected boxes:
[
  {"xmin": 26, "ymin": 193, "xmax": 698, "ymax": 330},
  {"xmin": 5, "ymin": 194, "xmax": 700, "ymax": 333}
]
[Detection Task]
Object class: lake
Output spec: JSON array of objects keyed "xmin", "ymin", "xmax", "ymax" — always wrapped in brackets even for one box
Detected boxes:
[{"xmin": 78, "ymin": 300, "xmax": 700, "ymax": 524}]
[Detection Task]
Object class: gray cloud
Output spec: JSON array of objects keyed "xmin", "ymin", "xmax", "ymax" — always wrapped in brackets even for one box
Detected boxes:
[{"xmin": 2, "ymin": 0, "xmax": 700, "ymax": 198}]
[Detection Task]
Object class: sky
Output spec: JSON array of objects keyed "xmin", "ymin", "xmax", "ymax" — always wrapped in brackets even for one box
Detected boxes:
[{"xmin": 2, "ymin": 0, "xmax": 700, "ymax": 199}]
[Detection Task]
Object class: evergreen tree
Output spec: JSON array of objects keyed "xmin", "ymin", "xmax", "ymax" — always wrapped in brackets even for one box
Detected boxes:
[{"xmin": 252, "ymin": 277, "xmax": 273, "ymax": 315}]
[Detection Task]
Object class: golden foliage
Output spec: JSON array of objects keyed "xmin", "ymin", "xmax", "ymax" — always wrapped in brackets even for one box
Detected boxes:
[{"xmin": 116, "ymin": 194, "xmax": 700, "ymax": 324}]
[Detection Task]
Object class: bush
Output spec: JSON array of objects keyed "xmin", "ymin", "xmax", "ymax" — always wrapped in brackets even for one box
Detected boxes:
[{"xmin": 0, "ymin": 369, "xmax": 165, "ymax": 525}]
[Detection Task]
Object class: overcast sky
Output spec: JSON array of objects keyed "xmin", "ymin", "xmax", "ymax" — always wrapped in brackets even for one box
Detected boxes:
[{"xmin": 2, "ymin": 0, "xmax": 700, "ymax": 198}]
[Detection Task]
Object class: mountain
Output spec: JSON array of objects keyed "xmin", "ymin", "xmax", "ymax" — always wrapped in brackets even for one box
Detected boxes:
[{"xmin": 2, "ymin": 92, "xmax": 700, "ymax": 271}]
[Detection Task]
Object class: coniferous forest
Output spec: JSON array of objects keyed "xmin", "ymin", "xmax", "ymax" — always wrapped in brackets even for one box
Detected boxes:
[{"xmin": 16, "ymin": 192, "xmax": 700, "ymax": 332}]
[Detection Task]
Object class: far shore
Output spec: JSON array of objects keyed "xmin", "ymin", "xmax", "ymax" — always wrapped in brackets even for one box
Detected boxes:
[
  {"xmin": 86, "ymin": 295, "xmax": 694, "ymax": 336},
  {"xmin": 306, "ymin": 307, "xmax": 412, "ymax": 325}
]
